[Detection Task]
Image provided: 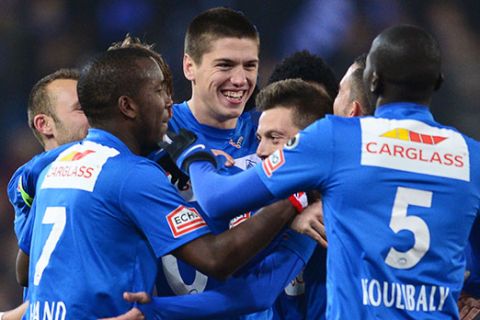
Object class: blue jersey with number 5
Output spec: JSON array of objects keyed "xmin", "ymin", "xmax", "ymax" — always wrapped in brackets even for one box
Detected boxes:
[{"xmin": 255, "ymin": 103, "xmax": 480, "ymax": 319}]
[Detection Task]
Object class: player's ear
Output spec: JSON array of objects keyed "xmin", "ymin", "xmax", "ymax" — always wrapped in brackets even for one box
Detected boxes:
[
  {"xmin": 34, "ymin": 114, "xmax": 54, "ymax": 136},
  {"xmin": 434, "ymin": 73, "xmax": 443, "ymax": 91},
  {"xmin": 370, "ymin": 72, "xmax": 383, "ymax": 95},
  {"xmin": 118, "ymin": 95, "xmax": 137, "ymax": 120},
  {"xmin": 349, "ymin": 101, "xmax": 363, "ymax": 117},
  {"xmin": 183, "ymin": 54, "xmax": 196, "ymax": 81}
]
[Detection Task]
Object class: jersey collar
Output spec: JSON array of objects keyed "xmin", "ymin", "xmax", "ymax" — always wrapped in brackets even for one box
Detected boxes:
[{"xmin": 374, "ymin": 102, "xmax": 434, "ymax": 123}]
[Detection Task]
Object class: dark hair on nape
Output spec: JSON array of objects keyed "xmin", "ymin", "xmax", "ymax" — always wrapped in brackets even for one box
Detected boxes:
[
  {"xmin": 28, "ymin": 68, "xmax": 80, "ymax": 146},
  {"xmin": 268, "ymin": 50, "xmax": 338, "ymax": 100},
  {"xmin": 185, "ymin": 7, "xmax": 259, "ymax": 64},
  {"xmin": 256, "ymin": 78, "xmax": 332, "ymax": 130},
  {"xmin": 77, "ymin": 48, "xmax": 156, "ymax": 126}
]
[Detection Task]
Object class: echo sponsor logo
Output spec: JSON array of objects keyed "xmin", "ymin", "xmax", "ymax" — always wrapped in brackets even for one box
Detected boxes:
[{"xmin": 167, "ymin": 206, "xmax": 207, "ymax": 238}]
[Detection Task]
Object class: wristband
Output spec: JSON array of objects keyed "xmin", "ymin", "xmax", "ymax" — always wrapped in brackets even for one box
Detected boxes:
[{"xmin": 288, "ymin": 192, "xmax": 308, "ymax": 213}]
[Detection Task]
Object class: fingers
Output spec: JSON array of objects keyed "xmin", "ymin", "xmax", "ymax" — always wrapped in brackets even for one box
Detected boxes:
[
  {"xmin": 460, "ymin": 306, "xmax": 480, "ymax": 320},
  {"xmin": 123, "ymin": 292, "xmax": 151, "ymax": 304},
  {"xmin": 211, "ymin": 149, "xmax": 235, "ymax": 167}
]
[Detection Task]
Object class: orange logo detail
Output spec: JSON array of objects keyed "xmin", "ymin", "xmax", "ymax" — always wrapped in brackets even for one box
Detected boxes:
[
  {"xmin": 60, "ymin": 150, "xmax": 95, "ymax": 161},
  {"xmin": 381, "ymin": 128, "xmax": 447, "ymax": 145}
]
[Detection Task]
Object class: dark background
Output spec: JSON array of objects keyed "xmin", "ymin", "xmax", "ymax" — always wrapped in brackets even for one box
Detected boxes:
[{"xmin": 1, "ymin": 0, "xmax": 479, "ymax": 308}]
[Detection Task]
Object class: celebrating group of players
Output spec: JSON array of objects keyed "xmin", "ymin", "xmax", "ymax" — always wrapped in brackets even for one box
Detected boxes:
[{"xmin": 1, "ymin": 6, "xmax": 479, "ymax": 320}]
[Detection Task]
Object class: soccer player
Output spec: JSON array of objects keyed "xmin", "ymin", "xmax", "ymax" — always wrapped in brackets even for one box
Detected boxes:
[
  {"xmin": 102, "ymin": 79, "xmax": 331, "ymax": 320},
  {"xmin": 174, "ymin": 25, "xmax": 480, "ymax": 319},
  {"xmin": 20, "ymin": 47, "xmax": 302, "ymax": 319},
  {"xmin": 2, "ymin": 69, "xmax": 89, "ymax": 320},
  {"xmin": 153, "ymin": 7, "xmax": 319, "ymax": 320},
  {"xmin": 333, "ymin": 53, "xmax": 372, "ymax": 117},
  {"xmin": 265, "ymin": 50, "xmax": 338, "ymax": 320}
]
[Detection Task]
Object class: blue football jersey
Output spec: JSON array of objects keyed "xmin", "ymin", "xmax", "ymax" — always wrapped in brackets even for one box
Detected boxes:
[
  {"xmin": 8, "ymin": 145, "xmax": 72, "ymax": 243},
  {"xmin": 157, "ymin": 102, "xmax": 266, "ymax": 319},
  {"xmin": 156, "ymin": 102, "xmax": 317, "ymax": 319},
  {"xmin": 23, "ymin": 129, "xmax": 209, "ymax": 319},
  {"xmin": 254, "ymin": 103, "xmax": 480, "ymax": 319}
]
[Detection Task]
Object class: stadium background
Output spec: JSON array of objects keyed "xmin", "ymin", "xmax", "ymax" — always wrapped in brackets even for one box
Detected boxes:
[{"xmin": 0, "ymin": 0, "xmax": 479, "ymax": 308}]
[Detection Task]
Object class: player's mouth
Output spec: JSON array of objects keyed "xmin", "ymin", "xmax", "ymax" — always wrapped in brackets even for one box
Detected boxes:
[{"xmin": 221, "ymin": 90, "xmax": 246, "ymax": 104}]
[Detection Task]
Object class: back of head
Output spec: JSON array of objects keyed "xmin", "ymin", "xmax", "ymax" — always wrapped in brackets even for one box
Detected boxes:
[
  {"xmin": 185, "ymin": 7, "xmax": 259, "ymax": 64},
  {"xmin": 28, "ymin": 68, "xmax": 80, "ymax": 147},
  {"xmin": 77, "ymin": 48, "xmax": 159, "ymax": 126},
  {"xmin": 268, "ymin": 50, "xmax": 338, "ymax": 100},
  {"xmin": 108, "ymin": 34, "xmax": 173, "ymax": 96},
  {"xmin": 350, "ymin": 54, "xmax": 373, "ymax": 115},
  {"xmin": 365, "ymin": 25, "xmax": 442, "ymax": 104},
  {"xmin": 256, "ymin": 78, "xmax": 332, "ymax": 130}
]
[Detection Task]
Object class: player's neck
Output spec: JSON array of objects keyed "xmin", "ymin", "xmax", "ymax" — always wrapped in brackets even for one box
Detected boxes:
[{"xmin": 187, "ymin": 98, "xmax": 238, "ymax": 129}]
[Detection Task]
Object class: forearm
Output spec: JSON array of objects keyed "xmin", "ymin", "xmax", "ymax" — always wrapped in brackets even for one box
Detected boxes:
[
  {"xmin": 189, "ymin": 161, "xmax": 273, "ymax": 220},
  {"xmin": 1, "ymin": 302, "xmax": 28, "ymax": 320},
  {"xmin": 153, "ymin": 231, "xmax": 315, "ymax": 319},
  {"xmin": 15, "ymin": 249, "xmax": 29, "ymax": 287},
  {"xmin": 174, "ymin": 200, "xmax": 295, "ymax": 279}
]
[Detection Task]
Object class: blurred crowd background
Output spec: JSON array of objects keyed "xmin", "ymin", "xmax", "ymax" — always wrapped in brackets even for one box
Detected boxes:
[{"xmin": 1, "ymin": 0, "xmax": 479, "ymax": 309}]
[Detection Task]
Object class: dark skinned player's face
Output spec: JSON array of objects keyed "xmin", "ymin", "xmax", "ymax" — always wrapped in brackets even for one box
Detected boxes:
[{"xmin": 135, "ymin": 58, "xmax": 173, "ymax": 156}]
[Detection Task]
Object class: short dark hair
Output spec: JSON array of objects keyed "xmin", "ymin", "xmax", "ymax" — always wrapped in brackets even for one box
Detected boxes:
[
  {"xmin": 256, "ymin": 78, "xmax": 332, "ymax": 130},
  {"xmin": 77, "ymin": 48, "xmax": 165, "ymax": 126},
  {"xmin": 28, "ymin": 68, "xmax": 80, "ymax": 146},
  {"xmin": 268, "ymin": 50, "xmax": 338, "ymax": 100},
  {"xmin": 108, "ymin": 34, "xmax": 173, "ymax": 96},
  {"xmin": 185, "ymin": 7, "xmax": 259, "ymax": 64},
  {"xmin": 368, "ymin": 25, "xmax": 442, "ymax": 102},
  {"xmin": 349, "ymin": 54, "xmax": 373, "ymax": 115}
]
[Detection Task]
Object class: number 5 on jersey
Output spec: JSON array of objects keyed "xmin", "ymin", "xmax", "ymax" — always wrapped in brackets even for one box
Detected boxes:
[{"xmin": 385, "ymin": 187, "xmax": 432, "ymax": 269}]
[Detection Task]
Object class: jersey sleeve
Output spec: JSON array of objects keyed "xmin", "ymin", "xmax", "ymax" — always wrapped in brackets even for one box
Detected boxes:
[
  {"xmin": 464, "ymin": 217, "xmax": 480, "ymax": 297},
  {"xmin": 146, "ymin": 229, "xmax": 316, "ymax": 319},
  {"xmin": 120, "ymin": 161, "xmax": 211, "ymax": 258},
  {"xmin": 8, "ymin": 164, "xmax": 33, "ymax": 241},
  {"xmin": 255, "ymin": 118, "xmax": 334, "ymax": 200},
  {"xmin": 8, "ymin": 146, "xmax": 70, "ymax": 241}
]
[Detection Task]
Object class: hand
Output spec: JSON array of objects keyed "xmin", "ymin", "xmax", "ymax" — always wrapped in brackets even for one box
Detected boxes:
[
  {"xmin": 123, "ymin": 291, "xmax": 151, "ymax": 304},
  {"xmin": 458, "ymin": 293, "xmax": 480, "ymax": 320},
  {"xmin": 159, "ymin": 129, "xmax": 216, "ymax": 173},
  {"xmin": 290, "ymin": 200, "xmax": 327, "ymax": 248},
  {"xmin": 211, "ymin": 149, "xmax": 235, "ymax": 167},
  {"xmin": 99, "ymin": 292, "xmax": 151, "ymax": 320}
]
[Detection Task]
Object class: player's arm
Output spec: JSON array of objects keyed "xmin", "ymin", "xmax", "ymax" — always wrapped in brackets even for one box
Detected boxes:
[
  {"xmin": 15, "ymin": 250, "xmax": 29, "ymax": 287},
  {"xmin": 106, "ymin": 228, "xmax": 316, "ymax": 320},
  {"xmin": 0, "ymin": 302, "xmax": 28, "ymax": 320},
  {"xmin": 172, "ymin": 198, "xmax": 296, "ymax": 279},
  {"xmin": 458, "ymin": 217, "xmax": 480, "ymax": 319},
  {"xmin": 124, "ymin": 161, "xmax": 293, "ymax": 280}
]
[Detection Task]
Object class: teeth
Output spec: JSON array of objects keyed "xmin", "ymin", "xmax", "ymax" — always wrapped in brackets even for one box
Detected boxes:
[{"xmin": 223, "ymin": 91, "xmax": 243, "ymax": 99}]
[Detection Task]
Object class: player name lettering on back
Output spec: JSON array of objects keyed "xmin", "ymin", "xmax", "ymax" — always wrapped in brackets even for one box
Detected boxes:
[
  {"xmin": 361, "ymin": 278, "xmax": 449, "ymax": 312},
  {"xmin": 29, "ymin": 300, "xmax": 66, "ymax": 320}
]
